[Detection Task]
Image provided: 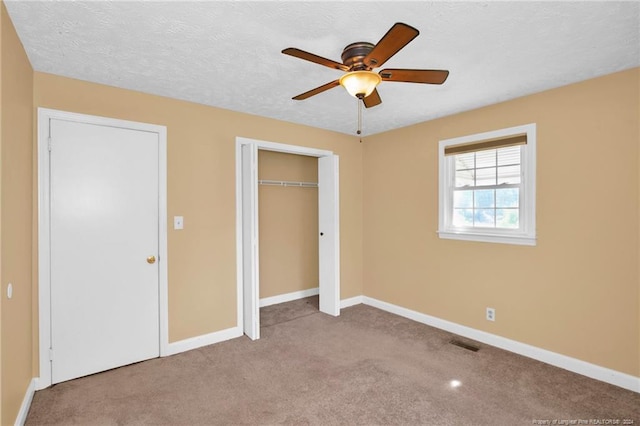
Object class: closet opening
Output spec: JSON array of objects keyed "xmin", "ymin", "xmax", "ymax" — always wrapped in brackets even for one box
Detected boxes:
[
  {"xmin": 235, "ymin": 137, "xmax": 340, "ymax": 340},
  {"xmin": 258, "ymin": 151, "xmax": 320, "ymax": 327}
]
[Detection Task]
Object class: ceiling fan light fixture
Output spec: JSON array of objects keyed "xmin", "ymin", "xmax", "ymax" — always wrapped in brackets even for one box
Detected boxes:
[{"xmin": 339, "ymin": 71, "xmax": 381, "ymax": 98}]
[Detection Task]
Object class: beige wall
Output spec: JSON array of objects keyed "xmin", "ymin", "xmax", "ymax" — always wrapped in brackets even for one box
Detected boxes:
[
  {"xmin": 33, "ymin": 72, "xmax": 363, "ymax": 344},
  {"xmin": 363, "ymin": 68, "xmax": 640, "ymax": 376},
  {"xmin": 0, "ymin": 2, "xmax": 33, "ymax": 424},
  {"xmin": 258, "ymin": 151, "xmax": 318, "ymax": 299}
]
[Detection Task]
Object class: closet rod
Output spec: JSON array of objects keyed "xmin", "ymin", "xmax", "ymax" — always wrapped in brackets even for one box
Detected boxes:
[{"xmin": 258, "ymin": 179, "xmax": 318, "ymax": 188}]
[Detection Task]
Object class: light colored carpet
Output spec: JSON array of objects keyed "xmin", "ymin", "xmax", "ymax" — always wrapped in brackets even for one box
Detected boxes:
[{"xmin": 26, "ymin": 296, "xmax": 639, "ymax": 425}]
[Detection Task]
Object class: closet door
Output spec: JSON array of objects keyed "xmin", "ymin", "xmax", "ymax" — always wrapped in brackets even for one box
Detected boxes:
[
  {"xmin": 318, "ymin": 155, "xmax": 340, "ymax": 316},
  {"xmin": 241, "ymin": 143, "xmax": 260, "ymax": 339}
]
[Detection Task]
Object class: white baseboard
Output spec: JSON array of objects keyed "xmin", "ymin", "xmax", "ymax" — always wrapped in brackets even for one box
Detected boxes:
[
  {"xmin": 164, "ymin": 326, "xmax": 243, "ymax": 356},
  {"xmin": 260, "ymin": 287, "xmax": 319, "ymax": 308},
  {"xmin": 164, "ymin": 290, "xmax": 352, "ymax": 357},
  {"xmin": 14, "ymin": 378, "xmax": 36, "ymax": 426},
  {"xmin": 340, "ymin": 295, "xmax": 363, "ymax": 308},
  {"xmin": 362, "ymin": 296, "xmax": 640, "ymax": 393}
]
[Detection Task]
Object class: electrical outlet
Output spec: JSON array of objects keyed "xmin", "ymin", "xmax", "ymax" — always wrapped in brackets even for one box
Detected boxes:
[{"xmin": 486, "ymin": 307, "xmax": 495, "ymax": 322}]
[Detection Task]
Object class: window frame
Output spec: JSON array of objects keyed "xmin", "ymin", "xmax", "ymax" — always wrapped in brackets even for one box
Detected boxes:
[{"xmin": 438, "ymin": 123, "xmax": 537, "ymax": 246}]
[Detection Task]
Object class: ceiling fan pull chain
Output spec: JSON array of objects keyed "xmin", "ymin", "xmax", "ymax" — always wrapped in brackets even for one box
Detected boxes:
[{"xmin": 357, "ymin": 99, "xmax": 362, "ymax": 135}]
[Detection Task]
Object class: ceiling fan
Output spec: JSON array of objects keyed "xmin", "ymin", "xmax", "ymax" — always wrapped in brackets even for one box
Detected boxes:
[{"xmin": 282, "ymin": 22, "xmax": 449, "ymax": 108}]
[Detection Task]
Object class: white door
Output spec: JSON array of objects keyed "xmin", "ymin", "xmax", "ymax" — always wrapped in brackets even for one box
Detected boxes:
[
  {"xmin": 49, "ymin": 118, "xmax": 160, "ymax": 384},
  {"xmin": 241, "ymin": 143, "xmax": 260, "ymax": 340},
  {"xmin": 318, "ymin": 155, "xmax": 340, "ymax": 316}
]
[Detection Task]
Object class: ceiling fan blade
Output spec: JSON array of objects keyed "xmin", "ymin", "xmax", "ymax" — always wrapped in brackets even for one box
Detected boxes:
[
  {"xmin": 363, "ymin": 22, "xmax": 419, "ymax": 69},
  {"xmin": 380, "ymin": 69, "xmax": 449, "ymax": 84},
  {"xmin": 282, "ymin": 48, "xmax": 349, "ymax": 71},
  {"xmin": 292, "ymin": 80, "xmax": 341, "ymax": 100},
  {"xmin": 363, "ymin": 89, "xmax": 382, "ymax": 108}
]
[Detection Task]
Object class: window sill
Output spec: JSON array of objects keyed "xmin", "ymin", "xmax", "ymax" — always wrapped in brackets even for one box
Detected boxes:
[{"xmin": 437, "ymin": 230, "xmax": 536, "ymax": 246}]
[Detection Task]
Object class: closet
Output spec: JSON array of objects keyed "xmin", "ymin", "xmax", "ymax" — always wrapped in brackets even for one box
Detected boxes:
[{"xmin": 257, "ymin": 150, "xmax": 319, "ymax": 303}]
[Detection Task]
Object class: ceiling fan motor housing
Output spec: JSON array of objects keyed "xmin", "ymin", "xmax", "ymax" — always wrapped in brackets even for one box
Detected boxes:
[{"xmin": 341, "ymin": 42, "xmax": 375, "ymax": 70}]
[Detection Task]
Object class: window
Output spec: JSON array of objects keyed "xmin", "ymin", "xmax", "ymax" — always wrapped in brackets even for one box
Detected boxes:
[{"xmin": 438, "ymin": 123, "xmax": 536, "ymax": 246}]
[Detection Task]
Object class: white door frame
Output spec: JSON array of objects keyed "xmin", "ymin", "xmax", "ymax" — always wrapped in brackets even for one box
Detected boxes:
[
  {"xmin": 235, "ymin": 137, "xmax": 340, "ymax": 339},
  {"xmin": 36, "ymin": 108, "xmax": 169, "ymax": 390}
]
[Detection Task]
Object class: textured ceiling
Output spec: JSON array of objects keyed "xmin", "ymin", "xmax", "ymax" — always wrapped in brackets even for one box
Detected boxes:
[{"xmin": 5, "ymin": 1, "xmax": 640, "ymax": 136}]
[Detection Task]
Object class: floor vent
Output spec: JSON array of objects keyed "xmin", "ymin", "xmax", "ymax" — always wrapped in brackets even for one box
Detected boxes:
[{"xmin": 449, "ymin": 339, "xmax": 480, "ymax": 352}]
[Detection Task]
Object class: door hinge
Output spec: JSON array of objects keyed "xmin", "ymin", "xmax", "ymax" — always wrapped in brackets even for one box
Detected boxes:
[
  {"xmin": 49, "ymin": 348, "xmax": 54, "ymax": 361},
  {"xmin": 47, "ymin": 137, "xmax": 52, "ymax": 152}
]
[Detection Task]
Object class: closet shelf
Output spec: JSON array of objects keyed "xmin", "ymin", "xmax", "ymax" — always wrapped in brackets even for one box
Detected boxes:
[{"xmin": 258, "ymin": 179, "xmax": 318, "ymax": 188}]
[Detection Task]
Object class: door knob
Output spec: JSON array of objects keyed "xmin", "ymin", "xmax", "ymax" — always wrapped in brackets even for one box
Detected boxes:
[{"xmin": 147, "ymin": 255, "xmax": 156, "ymax": 264}]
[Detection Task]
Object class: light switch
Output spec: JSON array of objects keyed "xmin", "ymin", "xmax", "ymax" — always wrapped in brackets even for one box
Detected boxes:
[
  {"xmin": 7, "ymin": 283, "xmax": 13, "ymax": 299},
  {"xmin": 174, "ymin": 216, "xmax": 184, "ymax": 230}
]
